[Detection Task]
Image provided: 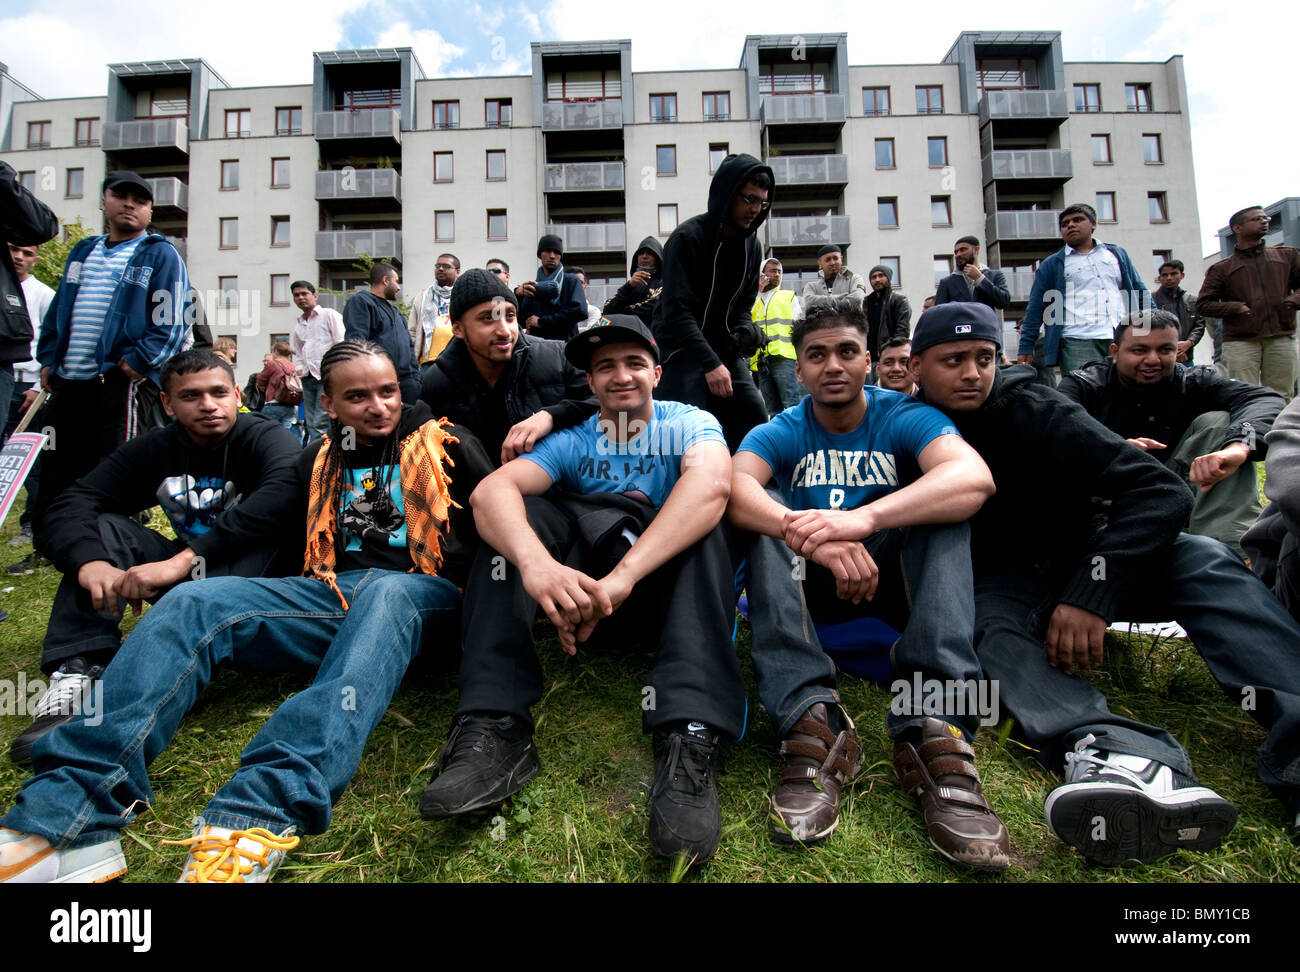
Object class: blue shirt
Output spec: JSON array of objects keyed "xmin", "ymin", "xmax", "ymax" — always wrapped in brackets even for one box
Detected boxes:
[
  {"xmin": 738, "ymin": 388, "xmax": 959, "ymax": 511},
  {"xmin": 60, "ymin": 235, "xmax": 145, "ymax": 379},
  {"xmin": 522, "ymin": 400, "xmax": 725, "ymax": 508}
]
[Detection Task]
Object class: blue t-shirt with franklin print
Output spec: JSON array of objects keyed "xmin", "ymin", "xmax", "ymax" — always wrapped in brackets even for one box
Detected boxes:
[
  {"xmin": 738, "ymin": 386, "xmax": 960, "ymax": 512},
  {"xmin": 521, "ymin": 400, "xmax": 725, "ymax": 509}
]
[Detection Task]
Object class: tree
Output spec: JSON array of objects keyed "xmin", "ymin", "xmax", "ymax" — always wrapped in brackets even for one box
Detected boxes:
[{"xmin": 32, "ymin": 218, "xmax": 92, "ymax": 289}]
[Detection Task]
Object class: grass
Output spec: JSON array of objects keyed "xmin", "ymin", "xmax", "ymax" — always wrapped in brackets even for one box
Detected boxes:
[{"xmin": 0, "ymin": 498, "xmax": 1296, "ymax": 884}]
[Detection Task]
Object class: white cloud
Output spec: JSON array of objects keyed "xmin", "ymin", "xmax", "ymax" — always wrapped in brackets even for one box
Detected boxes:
[
  {"xmin": 375, "ymin": 23, "xmax": 466, "ymax": 74},
  {"xmin": 467, "ymin": 3, "xmax": 508, "ymax": 34}
]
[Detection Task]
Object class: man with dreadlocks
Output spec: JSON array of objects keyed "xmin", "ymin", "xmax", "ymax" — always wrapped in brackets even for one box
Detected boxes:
[{"xmin": 0, "ymin": 340, "xmax": 494, "ymax": 884}]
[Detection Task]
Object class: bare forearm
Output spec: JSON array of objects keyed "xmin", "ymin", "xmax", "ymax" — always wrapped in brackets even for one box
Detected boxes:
[
  {"xmin": 470, "ymin": 479, "xmax": 555, "ymax": 571},
  {"xmin": 859, "ymin": 462, "xmax": 992, "ymax": 534},
  {"xmin": 727, "ymin": 471, "xmax": 789, "ymax": 538}
]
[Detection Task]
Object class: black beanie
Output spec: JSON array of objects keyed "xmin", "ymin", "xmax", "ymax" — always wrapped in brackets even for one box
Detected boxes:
[
  {"xmin": 537, "ymin": 234, "xmax": 564, "ymax": 257},
  {"xmin": 817, "ymin": 244, "xmax": 842, "ymax": 258},
  {"xmin": 450, "ymin": 267, "xmax": 518, "ymax": 322},
  {"xmin": 870, "ymin": 264, "xmax": 893, "ymax": 282}
]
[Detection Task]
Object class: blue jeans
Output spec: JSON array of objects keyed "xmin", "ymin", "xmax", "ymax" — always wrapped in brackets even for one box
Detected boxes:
[
  {"xmin": 756, "ymin": 356, "xmax": 799, "ymax": 416},
  {"xmin": 260, "ymin": 402, "xmax": 296, "ymax": 433},
  {"xmin": 300, "ymin": 374, "xmax": 330, "ymax": 441},
  {"xmin": 742, "ymin": 513, "xmax": 986, "ymax": 740},
  {"xmin": 1, "ymin": 570, "xmax": 461, "ymax": 847},
  {"xmin": 973, "ymin": 533, "xmax": 1300, "ymax": 810}
]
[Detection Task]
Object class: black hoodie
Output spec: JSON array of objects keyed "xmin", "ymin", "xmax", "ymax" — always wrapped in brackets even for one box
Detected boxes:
[
  {"xmin": 44, "ymin": 412, "xmax": 302, "ymax": 574},
  {"xmin": 917, "ymin": 366, "xmax": 1193, "ymax": 622},
  {"xmin": 652, "ymin": 153, "xmax": 774, "ymax": 370},
  {"xmin": 602, "ymin": 235, "xmax": 664, "ymax": 326}
]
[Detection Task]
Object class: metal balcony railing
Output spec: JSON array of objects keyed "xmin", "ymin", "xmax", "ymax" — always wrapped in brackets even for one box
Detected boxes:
[
  {"xmin": 978, "ymin": 89, "xmax": 1070, "ymax": 125},
  {"xmin": 543, "ymin": 222, "xmax": 626, "ymax": 252},
  {"xmin": 986, "ymin": 209, "xmax": 1063, "ymax": 243},
  {"xmin": 982, "ymin": 148, "xmax": 1073, "ymax": 183},
  {"xmin": 542, "ymin": 162, "xmax": 624, "ymax": 193},
  {"xmin": 101, "ymin": 118, "xmax": 188, "ymax": 154},
  {"xmin": 541, "ymin": 99, "xmax": 623, "ymax": 132},
  {"xmin": 767, "ymin": 215, "xmax": 851, "ymax": 247},
  {"xmin": 765, "ymin": 154, "xmax": 849, "ymax": 187},
  {"xmin": 147, "ymin": 177, "xmax": 188, "ymax": 212},
  {"xmin": 314, "ymin": 168, "xmax": 402, "ymax": 202},
  {"xmin": 313, "ymin": 109, "xmax": 401, "ymax": 142},
  {"xmin": 759, "ymin": 93, "xmax": 847, "ymax": 126},
  {"xmin": 315, "ymin": 229, "xmax": 402, "ymax": 263}
]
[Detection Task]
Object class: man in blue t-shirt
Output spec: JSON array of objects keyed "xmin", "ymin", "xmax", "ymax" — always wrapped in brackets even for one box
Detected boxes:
[
  {"xmin": 420, "ymin": 315, "xmax": 743, "ymax": 865},
  {"xmin": 728, "ymin": 295, "xmax": 1008, "ymax": 870}
]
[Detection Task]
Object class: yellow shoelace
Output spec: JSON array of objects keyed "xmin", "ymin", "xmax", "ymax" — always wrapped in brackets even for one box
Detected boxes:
[{"xmin": 164, "ymin": 827, "xmax": 300, "ymax": 883}]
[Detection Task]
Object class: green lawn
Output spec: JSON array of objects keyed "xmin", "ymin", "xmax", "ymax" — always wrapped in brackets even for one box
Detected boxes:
[{"xmin": 1, "ymin": 499, "xmax": 1295, "ymax": 883}]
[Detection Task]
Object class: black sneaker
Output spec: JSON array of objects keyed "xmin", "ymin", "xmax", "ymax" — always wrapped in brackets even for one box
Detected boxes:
[
  {"xmin": 1044, "ymin": 733, "xmax": 1237, "ymax": 866},
  {"xmin": 10, "ymin": 657, "xmax": 105, "ymax": 763},
  {"xmin": 418, "ymin": 713, "xmax": 540, "ymax": 818},
  {"xmin": 6, "ymin": 552, "xmax": 50, "ymax": 575},
  {"xmin": 649, "ymin": 722, "xmax": 722, "ymax": 861}
]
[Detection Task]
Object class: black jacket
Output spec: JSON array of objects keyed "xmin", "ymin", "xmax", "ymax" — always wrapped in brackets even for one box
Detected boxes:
[
  {"xmin": 420, "ymin": 332, "xmax": 597, "ymax": 462},
  {"xmin": 918, "ymin": 366, "xmax": 1192, "ymax": 622},
  {"xmin": 1153, "ymin": 286, "xmax": 1206, "ymax": 349},
  {"xmin": 933, "ymin": 268, "xmax": 1011, "ymax": 311},
  {"xmin": 44, "ymin": 412, "xmax": 302, "ymax": 574},
  {"xmin": 1057, "ymin": 359, "xmax": 1282, "ymax": 465},
  {"xmin": 1, "ymin": 162, "xmax": 59, "ymax": 364},
  {"xmin": 343, "ymin": 289, "xmax": 420, "ymax": 400},
  {"xmin": 864, "ymin": 288, "xmax": 911, "ymax": 357},
  {"xmin": 653, "ymin": 153, "xmax": 774, "ymax": 370},
  {"xmin": 520, "ymin": 272, "xmax": 587, "ymax": 341},
  {"xmin": 603, "ymin": 236, "xmax": 664, "ymax": 327}
]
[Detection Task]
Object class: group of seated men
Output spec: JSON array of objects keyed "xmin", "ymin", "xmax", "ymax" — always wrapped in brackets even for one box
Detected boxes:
[{"xmin": 3, "ymin": 260, "xmax": 1299, "ymax": 883}]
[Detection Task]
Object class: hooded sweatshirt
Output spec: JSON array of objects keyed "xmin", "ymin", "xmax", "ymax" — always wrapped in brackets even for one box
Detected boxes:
[
  {"xmin": 653, "ymin": 153, "xmax": 774, "ymax": 370},
  {"xmin": 917, "ymin": 366, "xmax": 1192, "ymax": 622},
  {"xmin": 603, "ymin": 236, "xmax": 664, "ymax": 326}
]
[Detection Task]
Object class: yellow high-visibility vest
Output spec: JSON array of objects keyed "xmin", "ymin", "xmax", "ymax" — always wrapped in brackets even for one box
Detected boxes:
[{"xmin": 751, "ymin": 289, "xmax": 797, "ymax": 368}]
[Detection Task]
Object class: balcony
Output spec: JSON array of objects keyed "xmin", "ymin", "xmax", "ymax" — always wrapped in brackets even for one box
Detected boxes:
[
  {"xmin": 315, "ymin": 168, "xmax": 402, "ymax": 209},
  {"xmin": 978, "ymin": 89, "xmax": 1070, "ymax": 126},
  {"xmin": 582, "ymin": 281, "xmax": 626, "ymax": 307},
  {"xmin": 147, "ymin": 177, "xmax": 188, "ymax": 216},
  {"xmin": 101, "ymin": 118, "xmax": 188, "ymax": 161},
  {"xmin": 543, "ymin": 222, "xmax": 626, "ymax": 253},
  {"xmin": 767, "ymin": 215, "xmax": 851, "ymax": 248},
  {"xmin": 543, "ymin": 162, "xmax": 624, "ymax": 193},
  {"xmin": 765, "ymin": 154, "xmax": 849, "ymax": 190},
  {"xmin": 981, "ymin": 149, "xmax": 1072, "ymax": 187},
  {"xmin": 314, "ymin": 109, "xmax": 401, "ymax": 147},
  {"xmin": 986, "ymin": 209, "xmax": 1062, "ymax": 244},
  {"xmin": 1004, "ymin": 267, "xmax": 1038, "ymax": 302},
  {"xmin": 541, "ymin": 99, "xmax": 623, "ymax": 132},
  {"xmin": 315, "ymin": 229, "xmax": 402, "ymax": 264}
]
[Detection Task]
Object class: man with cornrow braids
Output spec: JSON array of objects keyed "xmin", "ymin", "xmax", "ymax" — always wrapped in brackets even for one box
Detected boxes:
[{"xmin": 0, "ymin": 340, "xmax": 494, "ymax": 884}]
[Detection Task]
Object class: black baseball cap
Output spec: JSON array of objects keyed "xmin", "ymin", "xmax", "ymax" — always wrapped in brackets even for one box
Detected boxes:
[
  {"xmin": 565, "ymin": 314, "xmax": 660, "ymax": 371},
  {"xmin": 102, "ymin": 171, "xmax": 153, "ymax": 202},
  {"xmin": 910, "ymin": 301, "xmax": 1002, "ymax": 355}
]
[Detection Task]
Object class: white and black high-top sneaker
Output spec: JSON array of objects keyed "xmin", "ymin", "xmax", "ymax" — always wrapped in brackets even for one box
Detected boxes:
[
  {"xmin": 1044, "ymin": 734, "xmax": 1237, "ymax": 867},
  {"xmin": 9, "ymin": 657, "xmax": 105, "ymax": 764}
]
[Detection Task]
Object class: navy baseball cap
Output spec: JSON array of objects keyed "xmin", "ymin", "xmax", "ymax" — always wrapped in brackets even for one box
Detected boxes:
[
  {"xmin": 565, "ymin": 314, "xmax": 660, "ymax": 371},
  {"xmin": 102, "ymin": 171, "xmax": 153, "ymax": 202},
  {"xmin": 910, "ymin": 301, "xmax": 1002, "ymax": 355}
]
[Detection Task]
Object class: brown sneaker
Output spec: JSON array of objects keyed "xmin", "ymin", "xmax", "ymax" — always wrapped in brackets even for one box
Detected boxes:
[
  {"xmin": 893, "ymin": 717, "xmax": 1009, "ymax": 871},
  {"xmin": 770, "ymin": 703, "xmax": 862, "ymax": 844}
]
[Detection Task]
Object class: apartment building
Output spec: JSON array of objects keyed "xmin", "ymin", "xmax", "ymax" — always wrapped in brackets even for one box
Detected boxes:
[{"xmin": 0, "ymin": 31, "xmax": 1203, "ymax": 379}]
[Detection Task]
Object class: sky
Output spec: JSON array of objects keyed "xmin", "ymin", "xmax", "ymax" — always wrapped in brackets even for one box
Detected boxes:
[{"xmin": 2, "ymin": 0, "xmax": 1295, "ymax": 256}]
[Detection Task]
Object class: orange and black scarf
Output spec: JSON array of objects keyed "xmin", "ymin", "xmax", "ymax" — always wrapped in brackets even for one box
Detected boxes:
[{"xmin": 302, "ymin": 418, "xmax": 459, "ymax": 609}]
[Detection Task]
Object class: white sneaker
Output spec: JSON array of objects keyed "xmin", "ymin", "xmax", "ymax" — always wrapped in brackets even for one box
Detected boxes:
[
  {"xmin": 10, "ymin": 659, "xmax": 104, "ymax": 763},
  {"xmin": 1044, "ymin": 734, "xmax": 1237, "ymax": 866},
  {"xmin": 167, "ymin": 820, "xmax": 299, "ymax": 883},
  {"xmin": 0, "ymin": 828, "xmax": 126, "ymax": 883}
]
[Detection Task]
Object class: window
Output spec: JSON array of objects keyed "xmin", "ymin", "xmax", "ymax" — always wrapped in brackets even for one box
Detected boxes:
[
  {"xmin": 1091, "ymin": 134, "xmax": 1113, "ymax": 164},
  {"xmin": 656, "ymin": 144, "xmax": 677, "ymax": 176},
  {"xmin": 271, "ymin": 216, "xmax": 290, "ymax": 247},
  {"xmin": 1148, "ymin": 191, "xmax": 1168, "ymax": 222},
  {"xmin": 435, "ymin": 211, "xmax": 455, "ymax": 242},
  {"xmin": 702, "ymin": 91, "xmax": 730, "ymax": 121},
  {"xmin": 1125, "ymin": 83, "xmax": 1153, "ymax": 112},
  {"xmin": 927, "ymin": 136, "xmax": 948, "ymax": 167},
  {"xmin": 74, "ymin": 117, "xmax": 99, "ymax": 147},
  {"xmin": 220, "ymin": 160, "xmax": 239, "ymax": 190},
  {"xmin": 545, "ymin": 69, "xmax": 621, "ymax": 101},
  {"xmin": 759, "ymin": 61, "xmax": 830, "ymax": 95},
  {"xmin": 1143, "ymin": 133, "xmax": 1163, "ymax": 164},
  {"xmin": 65, "ymin": 169, "xmax": 84, "ymax": 199},
  {"xmin": 224, "ymin": 109, "xmax": 251, "ymax": 137},
  {"xmin": 275, "ymin": 107, "xmax": 302, "ymax": 136},
  {"xmin": 433, "ymin": 101, "xmax": 460, "ymax": 129},
  {"xmin": 1074, "ymin": 84, "xmax": 1101, "ymax": 112},
  {"xmin": 338, "ymin": 88, "xmax": 398, "ymax": 109},
  {"xmin": 219, "ymin": 218, "xmax": 239, "ymax": 249},
  {"xmin": 879, "ymin": 257, "xmax": 901, "ymax": 286},
  {"xmin": 26, "ymin": 121, "xmax": 50, "ymax": 149},
  {"xmin": 650, "ymin": 93, "xmax": 677, "ymax": 122},
  {"xmin": 709, "ymin": 142, "xmax": 728, "ymax": 174},
  {"xmin": 874, "ymin": 138, "xmax": 895, "ymax": 168},
  {"xmin": 930, "ymin": 196, "xmax": 951, "ymax": 227},
  {"xmin": 878, "ymin": 197, "xmax": 898, "ymax": 228},
  {"xmin": 934, "ymin": 255, "xmax": 955, "ymax": 282},
  {"xmin": 915, "ymin": 86, "xmax": 943, "ymax": 115},
  {"xmin": 658, "ymin": 204, "xmax": 678, "ymax": 236},
  {"xmin": 486, "ymin": 150, "xmax": 506, "ymax": 181},
  {"xmin": 433, "ymin": 151, "xmax": 453, "ymax": 183},
  {"xmin": 487, "ymin": 210, "xmax": 507, "ymax": 241},
  {"xmin": 270, "ymin": 275, "xmax": 290, "ymax": 306},
  {"xmin": 1095, "ymin": 192, "xmax": 1117, "ymax": 222},
  {"xmin": 18, "ymin": 171, "xmax": 35, "ymax": 192},
  {"xmin": 218, "ymin": 276, "xmax": 239, "ymax": 306},
  {"xmin": 863, "ymin": 86, "xmax": 890, "ymax": 116},
  {"xmin": 271, "ymin": 158, "xmax": 290, "ymax": 188},
  {"xmin": 1152, "ymin": 249, "xmax": 1172, "ymax": 279},
  {"xmin": 485, "ymin": 98, "xmax": 512, "ymax": 128},
  {"xmin": 976, "ymin": 57, "xmax": 1038, "ymax": 93}
]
